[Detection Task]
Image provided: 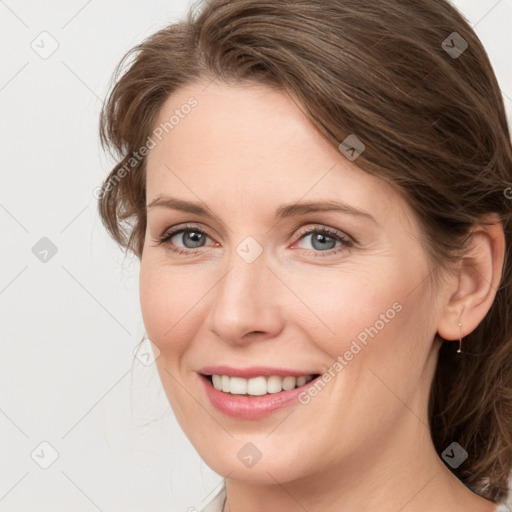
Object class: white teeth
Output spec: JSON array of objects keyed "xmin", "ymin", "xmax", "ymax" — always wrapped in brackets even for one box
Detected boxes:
[
  {"xmin": 221, "ymin": 375, "xmax": 231, "ymax": 393},
  {"xmin": 212, "ymin": 375, "xmax": 222, "ymax": 389},
  {"xmin": 210, "ymin": 374, "xmax": 315, "ymax": 395},
  {"xmin": 247, "ymin": 376, "xmax": 267, "ymax": 396},
  {"xmin": 282, "ymin": 376, "xmax": 296, "ymax": 391},
  {"xmin": 230, "ymin": 377, "xmax": 247, "ymax": 395},
  {"xmin": 266, "ymin": 375, "xmax": 283, "ymax": 394}
]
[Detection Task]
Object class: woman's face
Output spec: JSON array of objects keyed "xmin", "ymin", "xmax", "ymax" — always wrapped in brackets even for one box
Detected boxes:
[{"xmin": 140, "ymin": 81, "xmax": 444, "ymax": 484}]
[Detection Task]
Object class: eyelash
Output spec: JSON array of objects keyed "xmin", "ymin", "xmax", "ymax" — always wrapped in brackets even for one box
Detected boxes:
[{"xmin": 154, "ymin": 223, "xmax": 354, "ymax": 257}]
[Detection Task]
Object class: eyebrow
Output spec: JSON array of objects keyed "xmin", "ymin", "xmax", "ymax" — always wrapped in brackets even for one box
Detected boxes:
[{"xmin": 146, "ymin": 196, "xmax": 377, "ymax": 224}]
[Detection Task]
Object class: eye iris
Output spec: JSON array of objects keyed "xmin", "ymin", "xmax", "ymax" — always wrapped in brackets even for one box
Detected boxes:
[
  {"xmin": 182, "ymin": 231, "xmax": 205, "ymax": 248},
  {"xmin": 311, "ymin": 232, "xmax": 336, "ymax": 251}
]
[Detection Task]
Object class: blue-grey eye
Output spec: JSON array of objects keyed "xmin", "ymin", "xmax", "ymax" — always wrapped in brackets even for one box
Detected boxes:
[
  {"xmin": 299, "ymin": 231, "xmax": 340, "ymax": 251},
  {"xmin": 173, "ymin": 230, "xmax": 208, "ymax": 248}
]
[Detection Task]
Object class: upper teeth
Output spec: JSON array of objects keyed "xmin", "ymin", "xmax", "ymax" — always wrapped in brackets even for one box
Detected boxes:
[{"xmin": 211, "ymin": 375, "xmax": 314, "ymax": 395}]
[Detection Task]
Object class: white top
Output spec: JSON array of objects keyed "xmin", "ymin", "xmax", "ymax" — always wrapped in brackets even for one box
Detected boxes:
[
  {"xmin": 199, "ymin": 485, "xmax": 512, "ymax": 512},
  {"xmin": 200, "ymin": 485, "xmax": 226, "ymax": 512}
]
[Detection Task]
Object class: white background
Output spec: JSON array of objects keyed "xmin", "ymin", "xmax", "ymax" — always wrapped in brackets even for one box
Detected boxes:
[{"xmin": 1, "ymin": 1, "xmax": 511, "ymax": 510}]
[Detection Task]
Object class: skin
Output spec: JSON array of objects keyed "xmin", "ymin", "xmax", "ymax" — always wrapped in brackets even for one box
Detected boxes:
[{"xmin": 139, "ymin": 80, "xmax": 505, "ymax": 512}]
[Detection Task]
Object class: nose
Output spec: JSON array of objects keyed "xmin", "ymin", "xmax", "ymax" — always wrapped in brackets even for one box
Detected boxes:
[{"xmin": 206, "ymin": 248, "xmax": 285, "ymax": 345}]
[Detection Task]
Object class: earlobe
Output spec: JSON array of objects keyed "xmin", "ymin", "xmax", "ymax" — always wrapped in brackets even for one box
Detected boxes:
[{"xmin": 437, "ymin": 218, "xmax": 505, "ymax": 346}]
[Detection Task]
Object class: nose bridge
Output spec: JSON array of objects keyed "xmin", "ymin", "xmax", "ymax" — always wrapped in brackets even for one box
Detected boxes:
[{"xmin": 207, "ymin": 241, "xmax": 283, "ymax": 342}]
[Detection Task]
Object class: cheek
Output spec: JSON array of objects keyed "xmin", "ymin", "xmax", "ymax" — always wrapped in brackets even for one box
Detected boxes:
[
  {"xmin": 284, "ymin": 262, "xmax": 407, "ymax": 350},
  {"xmin": 289, "ymin": 255, "xmax": 433, "ymax": 384},
  {"xmin": 139, "ymin": 257, "xmax": 206, "ymax": 427},
  {"xmin": 139, "ymin": 255, "xmax": 204, "ymax": 356},
  {"xmin": 139, "ymin": 261, "xmax": 166, "ymax": 344},
  {"xmin": 282, "ymin": 266, "xmax": 434, "ymax": 455}
]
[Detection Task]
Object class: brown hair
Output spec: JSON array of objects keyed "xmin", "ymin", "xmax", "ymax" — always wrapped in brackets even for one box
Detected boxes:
[{"xmin": 98, "ymin": 0, "xmax": 512, "ymax": 502}]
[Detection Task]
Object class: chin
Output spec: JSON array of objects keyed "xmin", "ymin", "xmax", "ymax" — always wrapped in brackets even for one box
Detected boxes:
[{"xmin": 194, "ymin": 439, "xmax": 315, "ymax": 485}]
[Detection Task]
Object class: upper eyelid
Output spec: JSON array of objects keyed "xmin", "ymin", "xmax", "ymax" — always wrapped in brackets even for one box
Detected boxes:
[
  {"xmin": 162, "ymin": 223, "xmax": 216, "ymax": 241},
  {"xmin": 294, "ymin": 224, "xmax": 351, "ymax": 240},
  {"xmin": 160, "ymin": 223, "xmax": 351, "ymax": 247}
]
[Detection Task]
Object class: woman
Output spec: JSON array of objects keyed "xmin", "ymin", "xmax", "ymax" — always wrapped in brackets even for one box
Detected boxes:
[{"xmin": 97, "ymin": 0, "xmax": 512, "ymax": 510}]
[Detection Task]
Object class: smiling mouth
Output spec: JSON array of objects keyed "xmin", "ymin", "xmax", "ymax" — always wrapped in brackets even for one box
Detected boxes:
[{"xmin": 202, "ymin": 373, "xmax": 320, "ymax": 396}]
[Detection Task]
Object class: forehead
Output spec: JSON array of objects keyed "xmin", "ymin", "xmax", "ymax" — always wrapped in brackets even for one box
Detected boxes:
[{"xmin": 145, "ymin": 81, "xmax": 412, "ymax": 229}]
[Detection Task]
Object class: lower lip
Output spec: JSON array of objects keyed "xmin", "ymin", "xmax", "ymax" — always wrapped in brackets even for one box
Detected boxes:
[{"xmin": 200, "ymin": 375, "xmax": 316, "ymax": 419}]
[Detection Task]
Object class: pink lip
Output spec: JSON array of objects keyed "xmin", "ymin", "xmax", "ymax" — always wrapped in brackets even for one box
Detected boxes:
[
  {"xmin": 199, "ymin": 371, "xmax": 319, "ymax": 420},
  {"xmin": 199, "ymin": 365, "xmax": 314, "ymax": 378}
]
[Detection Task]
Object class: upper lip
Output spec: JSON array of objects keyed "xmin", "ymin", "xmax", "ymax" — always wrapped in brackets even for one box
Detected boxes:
[{"xmin": 199, "ymin": 365, "xmax": 318, "ymax": 378}]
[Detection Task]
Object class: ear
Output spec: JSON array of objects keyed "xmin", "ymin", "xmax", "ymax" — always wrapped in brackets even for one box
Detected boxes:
[{"xmin": 437, "ymin": 215, "xmax": 506, "ymax": 343}]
